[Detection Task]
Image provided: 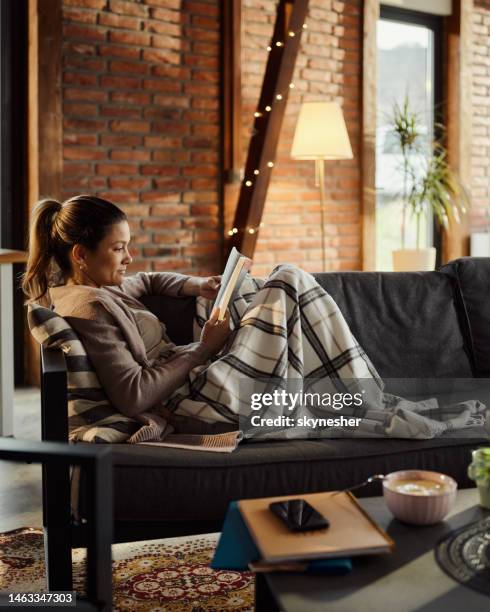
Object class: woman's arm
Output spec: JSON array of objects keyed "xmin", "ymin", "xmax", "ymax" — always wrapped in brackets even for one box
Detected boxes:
[
  {"xmin": 65, "ymin": 299, "xmax": 213, "ymax": 418},
  {"xmin": 119, "ymin": 271, "xmax": 189, "ymax": 300},
  {"xmin": 119, "ymin": 271, "xmax": 220, "ymax": 300}
]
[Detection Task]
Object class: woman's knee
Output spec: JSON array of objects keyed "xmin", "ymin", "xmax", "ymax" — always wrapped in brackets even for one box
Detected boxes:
[{"xmin": 270, "ymin": 263, "xmax": 312, "ymax": 283}]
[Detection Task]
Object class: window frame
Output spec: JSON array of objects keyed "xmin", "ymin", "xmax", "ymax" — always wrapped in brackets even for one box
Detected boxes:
[{"xmin": 378, "ymin": 4, "xmax": 444, "ymax": 265}]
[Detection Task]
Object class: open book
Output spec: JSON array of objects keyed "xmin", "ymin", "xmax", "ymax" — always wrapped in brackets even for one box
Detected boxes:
[{"xmin": 213, "ymin": 247, "xmax": 251, "ymax": 320}]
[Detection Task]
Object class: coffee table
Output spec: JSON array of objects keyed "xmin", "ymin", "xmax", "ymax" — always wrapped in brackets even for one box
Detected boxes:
[{"xmin": 255, "ymin": 488, "xmax": 489, "ymax": 611}]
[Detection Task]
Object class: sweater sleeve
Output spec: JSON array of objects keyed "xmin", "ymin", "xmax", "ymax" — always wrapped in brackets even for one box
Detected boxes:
[
  {"xmin": 66, "ymin": 300, "xmax": 213, "ymax": 417},
  {"xmin": 118, "ymin": 271, "xmax": 190, "ymax": 300}
]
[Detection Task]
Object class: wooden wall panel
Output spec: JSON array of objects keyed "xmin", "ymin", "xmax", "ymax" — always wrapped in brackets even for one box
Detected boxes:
[
  {"xmin": 27, "ymin": 0, "xmax": 62, "ymax": 385},
  {"xmin": 361, "ymin": 0, "xmax": 379, "ymax": 271}
]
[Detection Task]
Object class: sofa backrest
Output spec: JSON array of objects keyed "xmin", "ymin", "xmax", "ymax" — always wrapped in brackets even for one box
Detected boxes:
[
  {"xmin": 439, "ymin": 257, "xmax": 490, "ymax": 377},
  {"xmin": 141, "ymin": 258, "xmax": 490, "ymax": 381},
  {"xmin": 313, "ymin": 266, "xmax": 475, "ymax": 380}
]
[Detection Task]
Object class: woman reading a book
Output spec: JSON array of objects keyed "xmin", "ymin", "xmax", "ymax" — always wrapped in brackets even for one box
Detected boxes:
[{"xmin": 24, "ymin": 195, "xmax": 485, "ymax": 444}]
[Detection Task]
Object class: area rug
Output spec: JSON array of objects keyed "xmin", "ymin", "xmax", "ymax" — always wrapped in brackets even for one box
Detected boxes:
[{"xmin": 0, "ymin": 528, "xmax": 254, "ymax": 611}]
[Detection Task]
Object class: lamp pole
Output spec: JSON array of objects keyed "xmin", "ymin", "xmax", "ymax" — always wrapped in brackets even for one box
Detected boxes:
[{"xmin": 315, "ymin": 158, "xmax": 327, "ymax": 271}]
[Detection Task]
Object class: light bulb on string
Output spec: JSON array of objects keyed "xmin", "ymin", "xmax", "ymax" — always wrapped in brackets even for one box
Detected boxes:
[{"xmin": 227, "ymin": 17, "xmax": 309, "ymax": 239}]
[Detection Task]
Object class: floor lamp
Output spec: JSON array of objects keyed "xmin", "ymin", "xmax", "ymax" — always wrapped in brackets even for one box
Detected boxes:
[{"xmin": 291, "ymin": 101, "xmax": 353, "ymax": 270}]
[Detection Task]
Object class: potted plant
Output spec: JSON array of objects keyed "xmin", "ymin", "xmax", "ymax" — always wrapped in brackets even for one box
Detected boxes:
[
  {"xmin": 388, "ymin": 98, "xmax": 469, "ymax": 271},
  {"xmin": 468, "ymin": 447, "xmax": 490, "ymax": 509}
]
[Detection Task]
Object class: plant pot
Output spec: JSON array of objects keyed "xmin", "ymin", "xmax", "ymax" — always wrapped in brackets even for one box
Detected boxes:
[
  {"xmin": 476, "ymin": 482, "xmax": 490, "ymax": 509},
  {"xmin": 392, "ymin": 248, "xmax": 436, "ymax": 272}
]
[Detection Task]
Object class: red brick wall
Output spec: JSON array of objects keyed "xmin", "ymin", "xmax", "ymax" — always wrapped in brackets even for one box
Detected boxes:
[
  {"xmin": 54, "ymin": 0, "xmax": 490, "ymax": 277},
  {"xmin": 61, "ymin": 0, "xmax": 362, "ymax": 278},
  {"xmin": 471, "ymin": 1, "xmax": 490, "ymax": 233},
  {"xmin": 61, "ymin": 0, "xmax": 221, "ymax": 274},
  {"xmin": 241, "ymin": 0, "xmax": 362, "ymax": 276}
]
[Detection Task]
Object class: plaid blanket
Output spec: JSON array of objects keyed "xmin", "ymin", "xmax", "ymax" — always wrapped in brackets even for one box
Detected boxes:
[{"xmin": 161, "ymin": 264, "xmax": 488, "ymax": 442}]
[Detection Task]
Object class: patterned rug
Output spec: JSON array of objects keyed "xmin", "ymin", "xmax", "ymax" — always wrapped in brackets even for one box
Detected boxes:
[{"xmin": 0, "ymin": 528, "xmax": 254, "ymax": 611}]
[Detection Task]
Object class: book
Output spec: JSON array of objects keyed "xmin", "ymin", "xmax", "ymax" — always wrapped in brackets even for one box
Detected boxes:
[
  {"xmin": 213, "ymin": 247, "xmax": 251, "ymax": 320},
  {"xmin": 211, "ymin": 501, "xmax": 352, "ymax": 575},
  {"xmin": 238, "ymin": 491, "xmax": 394, "ymax": 563}
]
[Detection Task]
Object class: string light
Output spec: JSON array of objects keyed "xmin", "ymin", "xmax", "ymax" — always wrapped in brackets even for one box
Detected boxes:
[{"xmin": 227, "ymin": 18, "xmax": 310, "ymax": 239}]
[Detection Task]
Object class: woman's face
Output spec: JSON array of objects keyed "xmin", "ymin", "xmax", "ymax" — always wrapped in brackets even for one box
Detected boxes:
[{"xmin": 80, "ymin": 220, "xmax": 133, "ymax": 287}]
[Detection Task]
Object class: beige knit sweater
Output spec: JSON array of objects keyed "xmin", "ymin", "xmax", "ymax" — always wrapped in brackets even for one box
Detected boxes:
[{"xmin": 49, "ymin": 272, "xmax": 213, "ymax": 418}]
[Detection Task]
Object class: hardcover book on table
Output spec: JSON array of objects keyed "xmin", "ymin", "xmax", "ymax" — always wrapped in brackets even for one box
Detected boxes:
[{"xmin": 239, "ymin": 491, "xmax": 394, "ymax": 563}]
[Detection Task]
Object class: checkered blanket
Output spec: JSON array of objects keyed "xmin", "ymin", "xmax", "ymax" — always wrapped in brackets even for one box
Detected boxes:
[{"xmin": 162, "ymin": 265, "xmax": 488, "ymax": 441}]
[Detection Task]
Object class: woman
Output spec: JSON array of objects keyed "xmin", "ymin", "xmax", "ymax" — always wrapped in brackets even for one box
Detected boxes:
[{"xmin": 23, "ymin": 195, "xmax": 484, "ymax": 441}]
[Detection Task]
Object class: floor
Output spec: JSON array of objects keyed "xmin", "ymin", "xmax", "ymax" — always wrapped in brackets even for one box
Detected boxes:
[{"xmin": 0, "ymin": 387, "xmax": 43, "ymax": 532}]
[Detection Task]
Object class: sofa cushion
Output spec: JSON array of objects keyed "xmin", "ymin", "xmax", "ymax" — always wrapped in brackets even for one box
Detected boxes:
[
  {"xmin": 313, "ymin": 271, "xmax": 474, "ymax": 381},
  {"xmin": 28, "ymin": 303, "xmax": 138, "ymax": 443},
  {"xmin": 440, "ymin": 257, "xmax": 490, "ymax": 376},
  {"xmin": 108, "ymin": 436, "xmax": 486, "ymax": 522}
]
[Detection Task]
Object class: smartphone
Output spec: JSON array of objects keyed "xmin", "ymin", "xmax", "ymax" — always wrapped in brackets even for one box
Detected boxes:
[{"xmin": 269, "ymin": 498, "xmax": 330, "ymax": 532}]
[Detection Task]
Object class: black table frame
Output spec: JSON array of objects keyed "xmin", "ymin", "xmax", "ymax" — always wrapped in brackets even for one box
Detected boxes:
[{"xmin": 0, "ymin": 438, "xmax": 112, "ymax": 611}]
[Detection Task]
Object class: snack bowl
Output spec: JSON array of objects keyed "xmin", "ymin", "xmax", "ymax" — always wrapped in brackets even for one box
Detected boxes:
[{"xmin": 382, "ymin": 469, "xmax": 457, "ymax": 525}]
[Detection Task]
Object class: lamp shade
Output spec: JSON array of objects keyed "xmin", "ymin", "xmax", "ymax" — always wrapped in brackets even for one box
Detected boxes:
[{"xmin": 291, "ymin": 101, "xmax": 353, "ymax": 160}]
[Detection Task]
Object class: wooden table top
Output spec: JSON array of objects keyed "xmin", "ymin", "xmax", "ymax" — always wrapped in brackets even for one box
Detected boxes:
[{"xmin": 0, "ymin": 249, "xmax": 28, "ymax": 264}]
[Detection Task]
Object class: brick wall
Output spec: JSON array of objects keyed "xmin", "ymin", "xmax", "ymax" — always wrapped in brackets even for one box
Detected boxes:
[
  {"xmin": 241, "ymin": 0, "xmax": 362, "ymax": 276},
  {"xmin": 61, "ymin": 0, "xmax": 362, "ymax": 278},
  {"xmin": 471, "ymin": 0, "xmax": 490, "ymax": 233},
  {"xmin": 61, "ymin": 1, "xmax": 487, "ymax": 276},
  {"xmin": 61, "ymin": 0, "xmax": 221, "ymax": 274}
]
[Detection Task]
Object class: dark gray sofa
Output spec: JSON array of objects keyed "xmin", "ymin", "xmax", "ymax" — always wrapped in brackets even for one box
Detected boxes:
[{"xmin": 41, "ymin": 257, "xmax": 490, "ymax": 546}]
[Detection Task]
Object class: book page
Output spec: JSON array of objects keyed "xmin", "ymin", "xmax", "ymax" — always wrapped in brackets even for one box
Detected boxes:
[{"xmin": 213, "ymin": 247, "xmax": 250, "ymax": 319}]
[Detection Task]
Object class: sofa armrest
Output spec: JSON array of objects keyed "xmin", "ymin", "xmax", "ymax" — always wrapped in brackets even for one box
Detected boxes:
[{"xmin": 40, "ymin": 345, "xmax": 68, "ymax": 443}]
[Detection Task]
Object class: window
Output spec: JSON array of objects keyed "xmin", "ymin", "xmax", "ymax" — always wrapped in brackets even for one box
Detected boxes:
[{"xmin": 375, "ymin": 6, "xmax": 443, "ymax": 270}]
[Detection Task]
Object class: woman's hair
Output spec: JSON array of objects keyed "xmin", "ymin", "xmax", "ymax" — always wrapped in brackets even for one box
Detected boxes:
[{"xmin": 22, "ymin": 194, "xmax": 127, "ymax": 303}]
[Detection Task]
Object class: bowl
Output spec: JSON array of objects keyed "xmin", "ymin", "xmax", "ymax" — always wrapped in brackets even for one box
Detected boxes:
[{"xmin": 382, "ymin": 470, "xmax": 457, "ymax": 525}]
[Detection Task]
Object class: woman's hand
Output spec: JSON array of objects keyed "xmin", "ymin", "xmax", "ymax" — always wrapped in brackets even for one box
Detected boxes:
[
  {"xmin": 200, "ymin": 307, "xmax": 231, "ymax": 355},
  {"xmin": 199, "ymin": 275, "xmax": 221, "ymax": 300}
]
